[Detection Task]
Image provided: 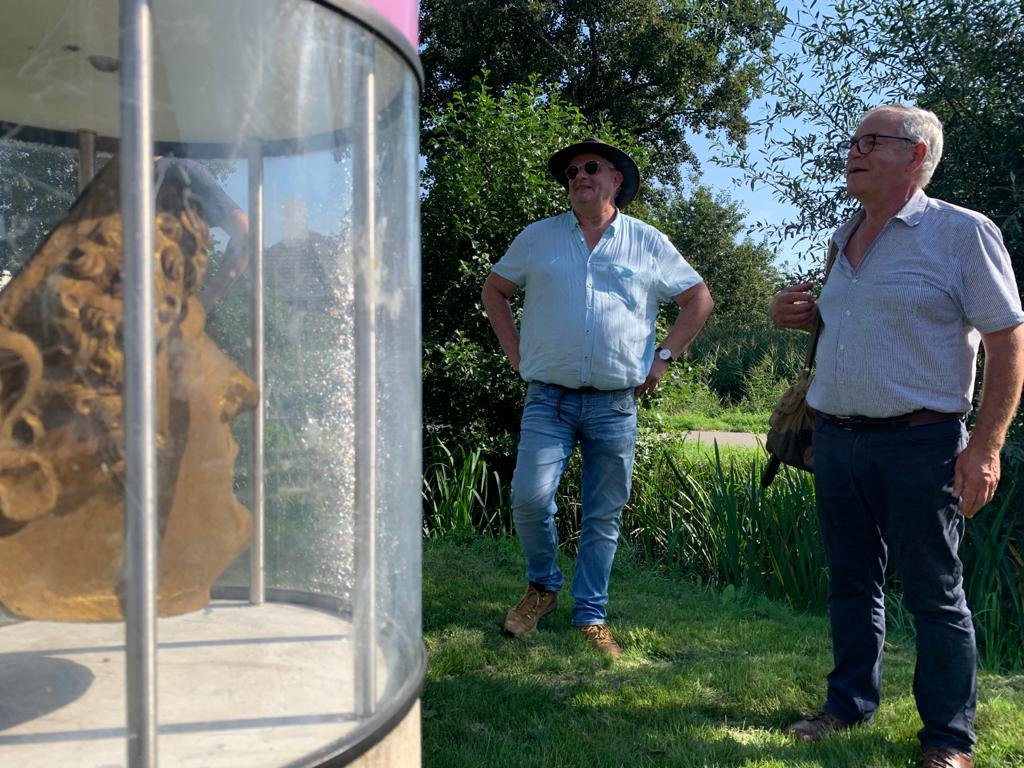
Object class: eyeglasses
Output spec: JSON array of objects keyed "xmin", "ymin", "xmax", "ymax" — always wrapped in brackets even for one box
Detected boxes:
[
  {"xmin": 565, "ymin": 160, "xmax": 616, "ymax": 180},
  {"xmin": 840, "ymin": 133, "xmax": 916, "ymax": 155}
]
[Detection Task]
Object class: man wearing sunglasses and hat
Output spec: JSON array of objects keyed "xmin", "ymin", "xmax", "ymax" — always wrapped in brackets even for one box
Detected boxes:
[{"xmin": 482, "ymin": 139, "xmax": 714, "ymax": 657}]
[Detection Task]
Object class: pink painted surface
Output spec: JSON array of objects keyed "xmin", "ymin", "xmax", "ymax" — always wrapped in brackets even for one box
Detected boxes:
[{"xmin": 363, "ymin": 0, "xmax": 418, "ymax": 47}]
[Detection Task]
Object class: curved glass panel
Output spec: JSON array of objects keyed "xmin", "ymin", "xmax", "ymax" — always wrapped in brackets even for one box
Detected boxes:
[{"xmin": 0, "ymin": 1, "xmax": 421, "ymax": 766}]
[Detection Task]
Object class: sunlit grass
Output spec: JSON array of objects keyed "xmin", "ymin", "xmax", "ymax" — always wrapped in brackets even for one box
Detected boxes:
[
  {"xmin": 641, "ymin": 408, "xmax": 769, "ymax": 433},
  {"xmin": 423, "ymin": 536, "xmax": 1024, "ymax": 768}
]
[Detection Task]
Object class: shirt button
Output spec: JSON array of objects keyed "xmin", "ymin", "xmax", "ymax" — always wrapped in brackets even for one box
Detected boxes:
[
  {"xmin": 853, "ymin": 277, "xmax": 859, "ymax": 283},
  {"xmin": 845, "ymin": 310, "xmax": 851, "ymax": 316},
  {"xmin": 839, "ymin": 345, "xmax": 845, "ymax": 351}
]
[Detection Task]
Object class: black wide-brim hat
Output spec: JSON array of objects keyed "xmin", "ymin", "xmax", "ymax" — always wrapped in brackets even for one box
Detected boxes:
[{"xmin": 547, "ymin": 138, "xmax": 641, "ymax": 208}]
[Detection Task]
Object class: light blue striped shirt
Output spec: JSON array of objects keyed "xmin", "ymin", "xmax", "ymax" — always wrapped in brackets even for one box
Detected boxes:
[
  {"xmin": 492, "ymin": 210, "xmax": 702, "ymax": 390},
  {"xmin": 808, "ymin": 191, "xmax": 1024, "ymax": 417}
]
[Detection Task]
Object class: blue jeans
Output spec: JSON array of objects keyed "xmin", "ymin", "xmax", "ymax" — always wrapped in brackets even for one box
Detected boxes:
[
  {"xmin": 814, "ymin": 415, "xmax": 976, "ymax": 753},
  {"xmin": 510, "ymin": 382, "xmax": 638, "ymax": 626}
]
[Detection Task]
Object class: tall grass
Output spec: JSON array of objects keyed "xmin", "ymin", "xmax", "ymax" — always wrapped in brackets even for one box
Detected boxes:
[
  {"xmin": 962, "ymin": 469, "xmax": 1024, "ymax": 668},
  {"xmin": 626, "ymin": 439, "xmax": 826, "ymax": 608},
  {"xmin": 422, "ymin": 440, "xmax": 509, "ymax": 536}
]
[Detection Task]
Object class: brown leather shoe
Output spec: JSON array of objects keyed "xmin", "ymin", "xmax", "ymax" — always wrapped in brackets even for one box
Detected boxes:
[
  {"xmin": 920, "ymin": 747, "xmax": 974, "ymax": 768},
  {"xmin": 502, "ymin": 584, "xmax": 557, "ymax": 637},
  {"xmin": 785, "ymin": 711, "xmax": 853, "ymax": 742},
  {"xmin": 577, "ymin": 624, "xmax": 622, "ymax": 659}
]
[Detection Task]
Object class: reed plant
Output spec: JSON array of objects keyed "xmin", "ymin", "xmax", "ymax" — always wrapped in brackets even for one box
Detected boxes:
[
  {"xmin": 625, "ymin": 438, "xmax": 827, "ymax": 609},
  {"xmin": 962, "ymin": 468, "xmax": 1024, "ymax": 668},
  {"xmin": 422, "ymin": 440, "xmax": 509, "ymax": 537}
]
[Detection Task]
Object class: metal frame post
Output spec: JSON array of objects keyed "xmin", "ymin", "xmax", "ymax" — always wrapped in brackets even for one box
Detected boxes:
[
  {"xmin": 119, "ymin": 0, "xmax": 158, "ymax": 766},
  {"xmin": 248, "ymin": 140, "xmax": 266, "ymax": 605},
  {"xmin": 77, "ymin": 129, "xmax": 97, "ymax": 192},
  {"xmin": 352, "ymin": 36, "xmax": 378, "ymax": 719}
]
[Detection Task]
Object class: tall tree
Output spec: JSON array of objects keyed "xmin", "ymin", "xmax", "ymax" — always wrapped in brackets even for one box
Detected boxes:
[
  {"xmin": 722, "ymin": 0, "xmax": 1024, "ymax": 276},
  {"xmin": 420, "ymin": 0, "xmax": 786, "ymax": 183},
  {"xmin": 650, "ymin": 186, "xmax": 780, "ymax": 330}
]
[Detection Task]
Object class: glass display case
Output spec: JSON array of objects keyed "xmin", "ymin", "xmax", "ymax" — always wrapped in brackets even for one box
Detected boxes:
[{"xmin": 0, "ymin": 2, "xmax": 423, "ymax": 766}]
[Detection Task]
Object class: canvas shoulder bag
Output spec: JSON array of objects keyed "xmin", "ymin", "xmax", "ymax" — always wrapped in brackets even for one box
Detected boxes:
[{"xmin": 761, "ymin": 241, "xmax": 838, "ymax": 488}]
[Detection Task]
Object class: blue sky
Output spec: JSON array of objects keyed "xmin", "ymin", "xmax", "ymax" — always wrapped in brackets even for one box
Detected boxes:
[
  {"xmin": 687, "ymin": 128, "xmax": 801, "ymax": 264},
  {"xmin": 684, "ymin": 2, "xmax": 834, "ymax": 271}
]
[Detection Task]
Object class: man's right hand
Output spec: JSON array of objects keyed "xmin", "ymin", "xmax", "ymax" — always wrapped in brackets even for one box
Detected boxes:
[{"xmin": 770, "ymin": 282, "xmax": 818, "ymax": 331}]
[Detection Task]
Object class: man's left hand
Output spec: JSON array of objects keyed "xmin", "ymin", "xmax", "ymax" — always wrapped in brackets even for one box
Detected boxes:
[
  {"xmin": 951, "ymin": 440, "xmax": 1001, "ymax": 518},
  {"xmin": 635, "ymin": 359, "xmax": 668, "ymax": 399}
]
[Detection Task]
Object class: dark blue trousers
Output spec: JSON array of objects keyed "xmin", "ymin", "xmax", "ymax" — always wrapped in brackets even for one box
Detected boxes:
[{"xmin": 814, "ymin": 415, "xmax": 976, "ymax": 753}]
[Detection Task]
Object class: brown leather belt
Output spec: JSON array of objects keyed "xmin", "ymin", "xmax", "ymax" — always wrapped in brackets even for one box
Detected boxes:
[{"xmin": 819, "ymin": 408, "xmax": 964, "ymax": 431}]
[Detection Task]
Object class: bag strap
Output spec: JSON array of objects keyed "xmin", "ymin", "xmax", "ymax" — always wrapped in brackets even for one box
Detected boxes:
[{"xmin": 801, "ymin": 239, "xmax": 839, "ymax": 371}]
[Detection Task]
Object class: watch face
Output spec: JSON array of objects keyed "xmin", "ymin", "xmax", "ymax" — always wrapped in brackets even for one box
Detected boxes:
[{"xmin": 657, "ymin": 348, "xmax": 672, "ymax": 361}]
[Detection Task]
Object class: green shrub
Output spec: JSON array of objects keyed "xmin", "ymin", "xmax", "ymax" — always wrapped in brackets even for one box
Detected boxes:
[{"xmin": 688, "ymin": 326, "xmax": 806, "ymax": 405}]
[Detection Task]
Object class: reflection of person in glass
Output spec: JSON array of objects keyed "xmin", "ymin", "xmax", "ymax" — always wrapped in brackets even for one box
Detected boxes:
[
  {"xmin": 482, "ymin": 139, "xmax": 713, "ymax": 659},
  {"xmin": 155, "ymin": 157, "xmax": 249, "ymax": 308}
]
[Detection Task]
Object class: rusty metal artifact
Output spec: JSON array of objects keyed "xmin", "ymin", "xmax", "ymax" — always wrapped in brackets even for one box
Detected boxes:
[{"xmin": 0, "ymin": 158, "xmax": 258, "ymax": 620}]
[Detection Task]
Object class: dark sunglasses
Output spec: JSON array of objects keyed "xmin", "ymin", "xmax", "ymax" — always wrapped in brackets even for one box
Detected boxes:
[{"xmin": 565, "ymin": 160, "xmax": 616, "ymax": 180}]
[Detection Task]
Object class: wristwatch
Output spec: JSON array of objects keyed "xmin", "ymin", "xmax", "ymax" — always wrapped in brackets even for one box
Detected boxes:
[{"xmin": 655, "ymin": 346, "xmax": 674, "ymax": 363}]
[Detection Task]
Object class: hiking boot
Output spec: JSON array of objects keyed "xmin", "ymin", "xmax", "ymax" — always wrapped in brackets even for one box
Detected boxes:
[
  {"xmin": 785, "ymin": 711, "xmax": 853, "ymax": 742},
  {"xmin": 502, "ymin": 584, "xmax": 557, "ymax": 637},
  {"xmin": 577, "ymin": 624, "xmax": 622, "ymax": 659},
  {"xmin": 920, "ymin": 747, "xmax": 974, "ymax": 768}
]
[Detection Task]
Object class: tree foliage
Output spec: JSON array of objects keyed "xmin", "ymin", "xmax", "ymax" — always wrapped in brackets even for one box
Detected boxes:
[
  {"xmin": 721, "ymin": 0, "xmax": 1024, "ymax": 277},
  {"xmin": 0, "ymin": 141, "xmax": 79, "ymax": 272},
  {"xmin": 649, "ymin": 186, "xmax": 780, "ymax": 330},
  {"xmin": 420, "ymin": 0, "xmax": 786, "ymax": 183}
]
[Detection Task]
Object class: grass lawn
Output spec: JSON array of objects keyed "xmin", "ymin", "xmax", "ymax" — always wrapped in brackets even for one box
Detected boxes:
[
  {"xmin": 422, "ymin": 535, "xmax": 1024, "ymax": 768},
  {"xmin": 642, "ymin": 409, "xmax": 770, "ymax": 434}
]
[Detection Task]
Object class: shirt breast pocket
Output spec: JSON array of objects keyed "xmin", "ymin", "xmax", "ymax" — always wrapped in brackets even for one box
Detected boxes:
[
  {"xmin": 870, "ymin": 276, "xmax": 936, "ymax": 333},
  {"xmin": 602, "ymin": 263, "xmax": 650, "ymax": 313}
]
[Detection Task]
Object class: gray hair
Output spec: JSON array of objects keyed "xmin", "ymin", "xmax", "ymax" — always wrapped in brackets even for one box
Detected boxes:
[{"xmin": 862, "ymin": 104, "xmax": 944, "ymax": 187}]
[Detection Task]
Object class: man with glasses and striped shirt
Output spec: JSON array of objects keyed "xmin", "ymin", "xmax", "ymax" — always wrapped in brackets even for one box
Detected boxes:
[
  {"xmin": 482, "ymin": 139, "xmax": 713, "ymax": 658},
  {"xmin": 771, "ymin": 105, "xmax": 1024, "ymax": 768}
]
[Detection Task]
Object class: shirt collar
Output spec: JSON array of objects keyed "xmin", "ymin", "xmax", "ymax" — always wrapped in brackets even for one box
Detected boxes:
[
  {"xmin": 892, "ymin": 189, "xmax": 929, "ymax": 227},
  {"xmin": 833, "ymin": 209, "xmax": 864, "ymax": 250},
  {"xmin": 569, "ymin": 207, "xmax": 620, "ymax": 235},
  {"xmin": 833, "ymin": 188, "xmax": 930, "ymax": 247}
]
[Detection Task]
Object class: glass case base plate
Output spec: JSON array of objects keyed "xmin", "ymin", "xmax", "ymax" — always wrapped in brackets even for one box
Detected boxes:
[{"xmin": 0, "ymin": 600, "xmax": 381, "ymax": 767}]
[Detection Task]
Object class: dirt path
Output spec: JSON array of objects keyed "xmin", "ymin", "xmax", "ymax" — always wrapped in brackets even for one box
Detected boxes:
[{"xmin": 680, "ymin": 430, "xmax": 766, "ymax": 449}]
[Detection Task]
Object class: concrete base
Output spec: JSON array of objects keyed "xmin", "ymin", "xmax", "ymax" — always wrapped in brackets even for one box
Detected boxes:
[
  {"xmin": 349, "ymin": 701, "xmax": 420, "ymax": 768},
  {"xmin": 0, "ymin": 600, "xmax": 417, "ymax": 767}
]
